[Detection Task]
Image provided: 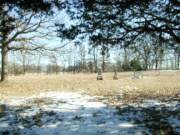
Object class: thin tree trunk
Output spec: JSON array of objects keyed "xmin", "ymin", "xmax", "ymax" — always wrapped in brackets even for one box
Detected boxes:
[
  {"xmin": 93, "ymin": 48, "xmax": 97, "ymax": 73},
  {"xmin": 155, "ymin": 54, "xmax": 158, "ymax": 70},
  {"xmin": 22, "ymin": 56, "xmax": 26, "ymax": 74},
  {"xmin": 37, "ymin": 55, "xmax": 41, "ymax": 73},
  {"xmin": 144, "ymin": 56, "xmax": 148, "ymax": 70},
  {"xmin": 1, "ymin": 45, "xmax": 8, "ymax": 82},
  {"xmin": 177, "ymin": 54, "xmax": 180, "ymax": 70},
  {"xmin": 102, "ymin": 54, "xmax": 105, "ymax": 72}
]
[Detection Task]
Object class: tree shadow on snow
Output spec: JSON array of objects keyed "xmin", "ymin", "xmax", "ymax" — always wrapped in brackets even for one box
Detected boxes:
[{"xmin": 0, "ymin": 97, "xmax": 179, "ymax": 135}]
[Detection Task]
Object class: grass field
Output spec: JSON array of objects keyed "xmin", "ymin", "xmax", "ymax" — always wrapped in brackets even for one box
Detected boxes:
[
  {"xmin": 0, "ymin": 71, "xmax": 180, "ymax": 134},
  {"xmin": 0, "ymin": 70, "xmax": 180, "ymax": 102}
]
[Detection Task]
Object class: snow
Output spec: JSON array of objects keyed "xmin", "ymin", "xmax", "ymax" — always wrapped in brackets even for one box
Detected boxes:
[
  {"xmin": 0, "ymin": 91, "xmax": 179, "ymax": 135},
  {"xmin": 118, "ymin": 123, "xmax": 136, "ymax": 128},
  {"xmin": 0, "ymin": 122, "xmax": 9, "ymax": 128}
]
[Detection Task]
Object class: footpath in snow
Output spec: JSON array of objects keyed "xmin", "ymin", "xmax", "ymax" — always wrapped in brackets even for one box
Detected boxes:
[{"xmin": 0, "ymin": 91, "xmax": 179, "ymax": 135}]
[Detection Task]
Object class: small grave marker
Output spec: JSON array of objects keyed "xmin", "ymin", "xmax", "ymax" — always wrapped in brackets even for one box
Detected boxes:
[
  {"xmin": 132, "ymin": 71, "xmax": 143, "ymax": 79},
  {"xmin": 97, "ymin": 68, "xmax": 103, "ymax": 80},
  {"xmin": 113, "ymin": 68, "xmax": 118, "ymax": 80}
]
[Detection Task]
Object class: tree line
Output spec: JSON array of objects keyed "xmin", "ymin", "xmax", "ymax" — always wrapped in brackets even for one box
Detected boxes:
[{"xmin": 1, "ymin": 39, "xmax": 179, "ymax": 76}]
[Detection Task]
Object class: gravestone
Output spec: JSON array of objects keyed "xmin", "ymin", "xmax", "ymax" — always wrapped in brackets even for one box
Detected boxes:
[
  {"xmin": 113, "ymin": 69, "xmax": 118, "ymax": 80},
  {"xmin": 132, "ymin": 71, "xmax": 143, "ymax": 79},
  {"xmin": 97, "ymin": 68, "xmax": 103, "ymax": 80}
]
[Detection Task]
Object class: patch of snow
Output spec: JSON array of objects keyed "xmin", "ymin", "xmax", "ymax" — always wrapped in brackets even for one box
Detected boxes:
[
  {"xmin": 141, "ymin": 99, "xmax": 161, "ymax": 107},
  {"xmin": 0, "ymin": 91, "xmax": 179, "ymax": 135},
  {"xmin": 118, "ymin": 123, "xmax": 136, "ymax": 128},
  {"xmin": 0, "ymin": 122, "xmax": 9, "ymax": 128}
]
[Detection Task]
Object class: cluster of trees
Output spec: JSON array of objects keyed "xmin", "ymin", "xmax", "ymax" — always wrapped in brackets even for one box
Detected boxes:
[
  {"xmin": 2, "ymin": 40, "xmax": 178, "ymax": 76},
  {"xmin": 56, "ymin": 0, "xmax": 180, "ymax": 71},
  {"xmin": 0, "ymin": 0, "xmax": 179, "ymax": 81}
]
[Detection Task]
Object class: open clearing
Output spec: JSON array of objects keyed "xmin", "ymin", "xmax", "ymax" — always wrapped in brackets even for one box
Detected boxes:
[
  {"xmin": 0, "ymin": 71, "xmax": 180, "ymax": 100},
  {"xmin": 0, "ymin": 71, "xmax": 180, "ymax": 134}
]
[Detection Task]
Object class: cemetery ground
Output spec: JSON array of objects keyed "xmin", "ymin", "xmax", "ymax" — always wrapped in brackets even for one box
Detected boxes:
[{"xmin": 0, "ymin": 71, "xmax": 180, "ymax": 135}]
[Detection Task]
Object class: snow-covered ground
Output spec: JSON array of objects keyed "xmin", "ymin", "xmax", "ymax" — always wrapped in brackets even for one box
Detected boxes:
[{"xmin": 0, "ymin": 91, "xmax": 179, "ymax": 135}]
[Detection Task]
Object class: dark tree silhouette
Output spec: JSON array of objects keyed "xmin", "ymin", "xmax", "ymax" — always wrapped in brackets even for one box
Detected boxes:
[{"xmin": 56, "ymin": 0, "xmax": 179, "ymax": 47}]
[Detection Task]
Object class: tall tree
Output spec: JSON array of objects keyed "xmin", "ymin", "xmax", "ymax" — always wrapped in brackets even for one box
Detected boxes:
[{"xmin": 0, "ymin": 0, "xmax": 61, "ymax": 81}]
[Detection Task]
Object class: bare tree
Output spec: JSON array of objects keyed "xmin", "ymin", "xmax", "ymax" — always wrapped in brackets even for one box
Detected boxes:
[
  {"xmin": 48, "ymin": 52, "xmax": 60, "ymax": 74},
  {"xmin": 79, "ymin": 45, "xmax": 86, "ymax": 72},
  {"xmin": 174, "ymin": 46, "xmax": 180, "ymax": 70},
  {"xmin": 101, "ymin": 45, "xmax": 109, "ymax": 72},
  {"xmin": 0, "ymin": 12, "xmax": 53, "ymax": 81},
  {"xmin": 36, "ymin": 54, "xmax": 42, "ymax": 73},
  {"xmin": 93, "ymin": 47, "xmax": 98, "ymax": 73},
  {"xmin": 16, "ymin": 49, "xmax": 32, "ymax": 74},
  {"xmin": 88, "ymin": 47, "xmax": 98, "ymax": 73}
]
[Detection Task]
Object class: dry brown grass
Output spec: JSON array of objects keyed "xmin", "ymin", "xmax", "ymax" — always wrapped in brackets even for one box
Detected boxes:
[{"xmin": 0, "ymin": 71, "xmax": 180, "ymax": 101}]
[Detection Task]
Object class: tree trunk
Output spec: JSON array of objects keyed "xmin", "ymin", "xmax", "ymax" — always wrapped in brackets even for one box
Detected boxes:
[
  {"xmin": 93, "ymin": 48, "xmax": 97, "ymax": 73},
  {"xmin": 177, "ymin": 54, "xmax": 180, "ymax": 70},
  {"xmin": 102, "ymin": 54, "xmax": 105, "ymax": 72},
  {"xmin": 144, "ymin": 57, "xmax": 148, "ymax": 70},
  {"xmin": 155, "ymin": 56, "xmax": 158, "ymax": 70},
  {"xmin": 21, "ymin": 51, "xmax": 26, "ymax": 74},
  {"xmin": 1, "ymin": 45, "xmax": 8, "ymax": 82}
]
